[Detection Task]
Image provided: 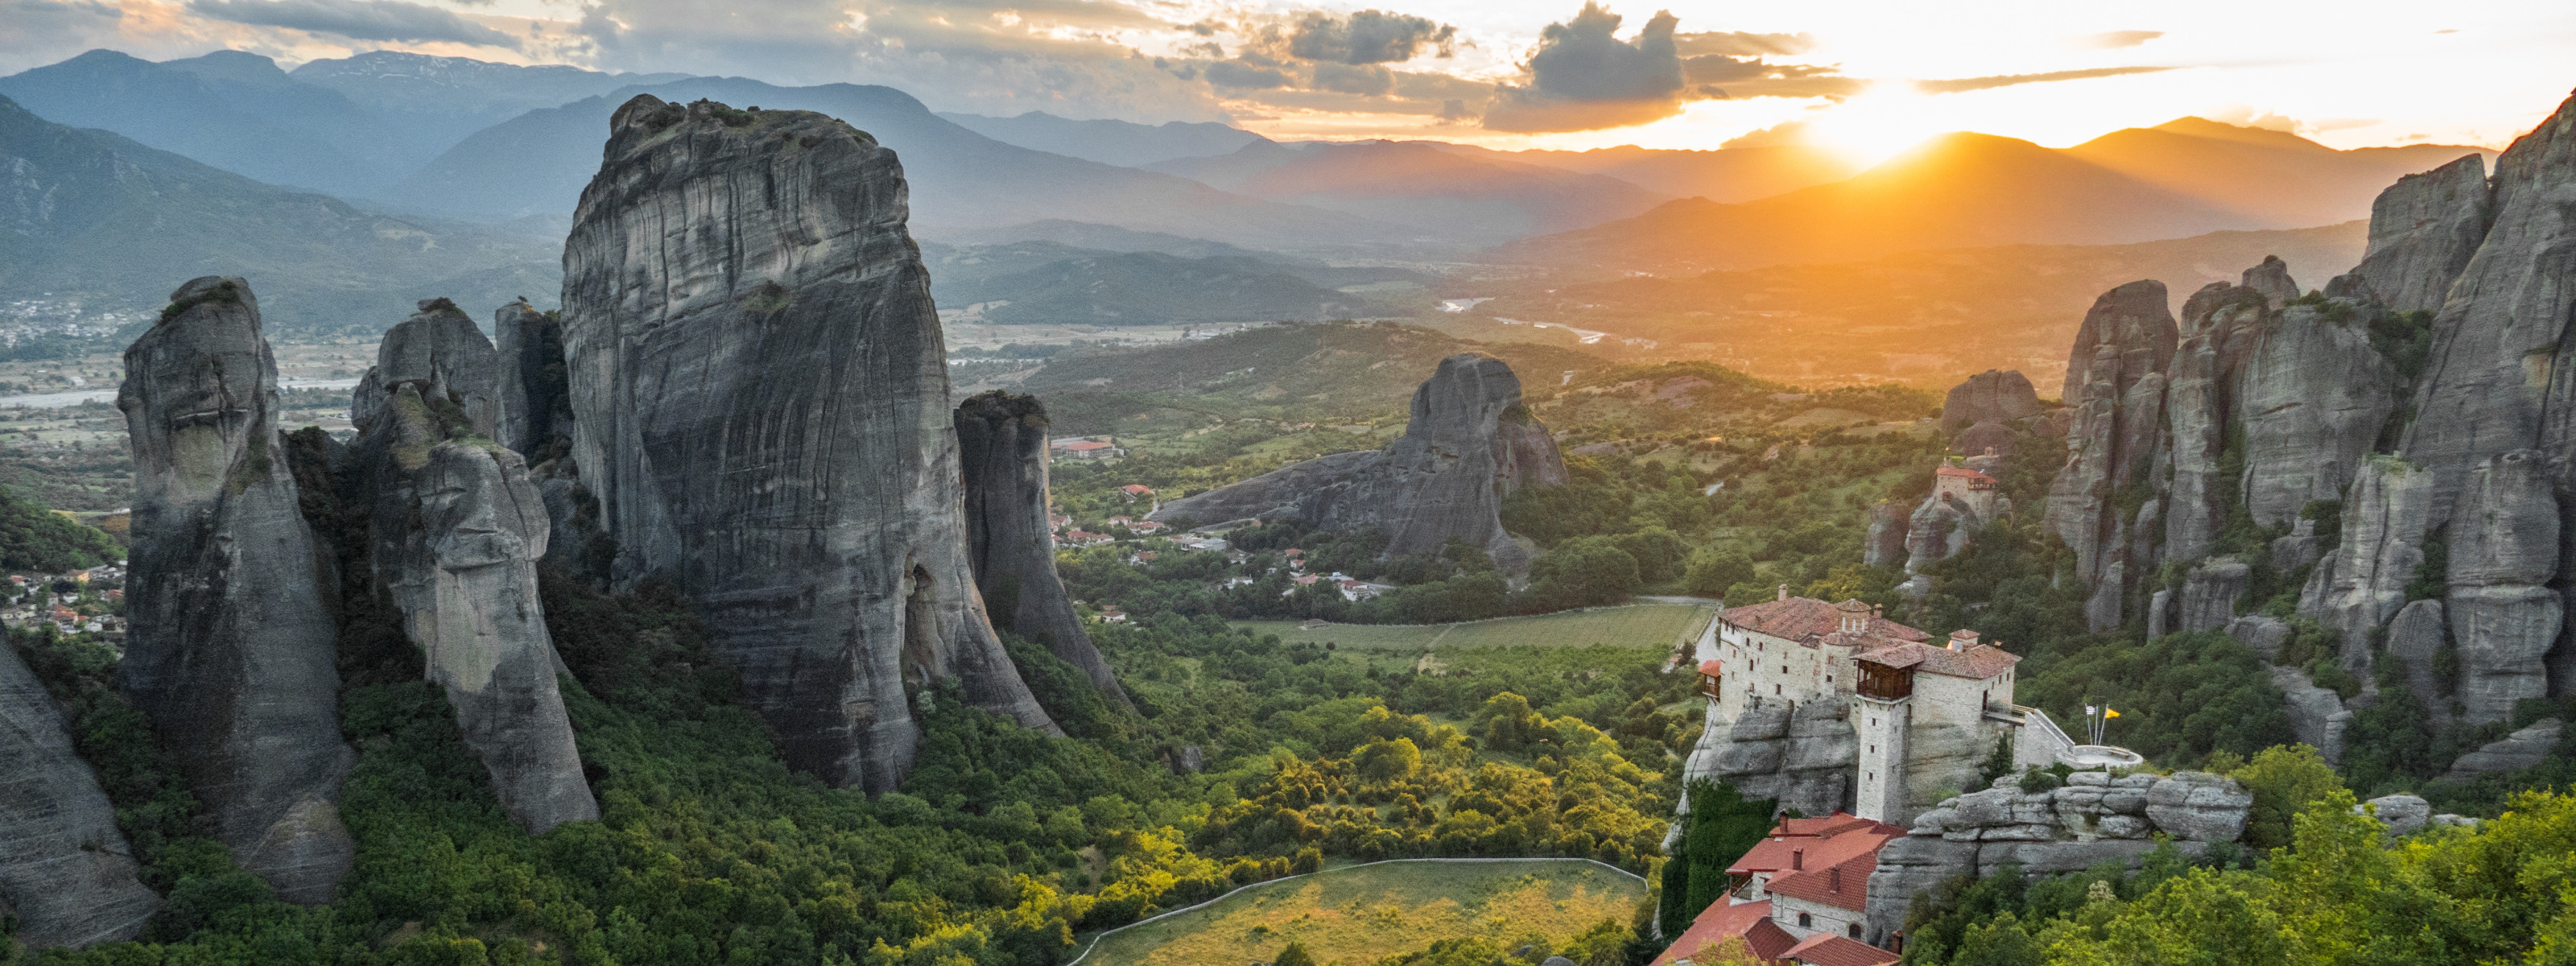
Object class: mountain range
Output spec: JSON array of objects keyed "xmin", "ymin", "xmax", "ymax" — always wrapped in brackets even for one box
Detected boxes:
[
  {"xmin": 1498, "ymin": 120, "xmax": 2490, "ymax": 275},
  {"xmin": 936, "ymin": 110, "xmax": 1262, "ymax": 167}
]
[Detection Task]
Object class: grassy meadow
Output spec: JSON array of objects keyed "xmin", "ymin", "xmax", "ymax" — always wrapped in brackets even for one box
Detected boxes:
[
  {"xmin": 1076, "ymin": 859, "xmax": 1645, "ymax": 966},
  {"xmin": 1235, "ymin": 601, "xmax": 1715, "ymax": 654}
]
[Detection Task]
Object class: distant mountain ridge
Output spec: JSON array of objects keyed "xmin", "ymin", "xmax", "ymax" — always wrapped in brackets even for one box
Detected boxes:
[
  {"xmin": 1421, "ymin": 142, "xmax": 1860, "ymax": 204},
  {"xmin": 0, "ymin": 93, "xmax": 559, "ymax": 335},
  {"xmin": 1146, "ymin": 139, "xmax": 1674, "ymax": 244},
  {"xmin": 935, "ymin": 110, "xmax": 1263, "ymax": 167},
  {"xmin": 1495, "ymin": 121, "xmax": 2490, "ymax": 275}
]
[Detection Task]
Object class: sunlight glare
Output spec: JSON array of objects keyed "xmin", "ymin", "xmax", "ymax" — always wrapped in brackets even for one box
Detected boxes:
[{"xmin": 1800, "ymin": 83, "xmax": 1959, "ymax": 169}]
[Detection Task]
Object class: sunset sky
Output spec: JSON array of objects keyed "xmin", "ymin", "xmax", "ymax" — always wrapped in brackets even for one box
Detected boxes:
[{"xmin": 6, "ymin": 0, "xmax": 2571, "ymax": 163}]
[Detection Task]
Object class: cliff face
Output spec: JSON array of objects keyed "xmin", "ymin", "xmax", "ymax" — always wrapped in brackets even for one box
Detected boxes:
[
  {"xmin": 2351, "ymin": 154, "xmax": 2494, "ymax": 314},
  {"xmin": 1149, "ymin": 353, "xmax": 1567, "ymax": 573},
  {"xmin": 2043, "ymin": 280, "xmax": 2176, "ymax": 631},
  {"xmin": 118, "ymin": 276, "xmax": 353, "ymax": 904},
  {"xmin": 494, "ymin": 299, "xmax": 572, "ymax": 462},
  {"xmin": 559, "ymin": 95, "xmax": 1056, "ymax": 791},
  {"xmin": 0, "ymin": 645, "xmax": 160, "ymax": 949},
  {"xmin": 353, "ymin": 302, "xmax": 597, "ymax": 833},
  {"xmin": 954, "ymin": 390, "xmax": 1129, "ymax": 705}
]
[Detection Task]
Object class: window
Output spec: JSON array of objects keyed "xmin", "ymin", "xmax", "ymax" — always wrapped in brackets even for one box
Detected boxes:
[
  {"xmin": 1798, "ymin": 912, "xmax": 1813, "ymax": 927},
  {"xmin": 1850, "ymin": 923, "xmax": 1864, "ymax": 939},
  {"xmin": 1774, "ymin": 684, "xmax": 1781, "ymax": 695},
  {"xmin": 1868, "ymin": 745, "xmax": 1875, "ymax": 753}
]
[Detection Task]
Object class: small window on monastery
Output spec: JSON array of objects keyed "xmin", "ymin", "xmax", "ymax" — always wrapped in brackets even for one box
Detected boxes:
[
  {"xmin": 1868, "ymin": 745, "xmax": 1875, "ymax": 754},
  {"xmin": 1798, "ymin": 912, "xmax": 1813, "ymax": 928},
  {"xmin": 1774, "ymin": 684, "xmax": 1781, "ymax": 696},
  {"xmin": 1826, "ymin": 675, "xmax": 1833, "ymax": 683},
  {"xmin": 1849, "ymin": 923, "xmax": 1864, "ymax": 939}
]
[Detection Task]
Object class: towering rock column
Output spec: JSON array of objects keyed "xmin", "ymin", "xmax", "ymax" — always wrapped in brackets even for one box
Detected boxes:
[
  {"xmin": 559, "ymin": 95, "xmax": 1057, "ymax": 791},
  {"xmin": 955, "ymin": 391, "xmax": 1130, "ymax": 706},
  {"xmin": 118, "ymin": 275, "xmax": 353, "ymax": 904},
  {"xmin": 354, "ymin": 301, "xmax": 597, "ymax": 832},
  {"xmin": 2044, "ymin": 280, "xmax": 2177, "ymax": 630},
  {"xmin": 2350, "ymin": 154, "xmax": 2494, "ymax": 314},
  {"xmin": 2445, "ymin": 450, "xmax": 2560, "ymax": 723},
  {"xmin": 1, "ymin": 645, "xmax": 160, "ymax": 948}
]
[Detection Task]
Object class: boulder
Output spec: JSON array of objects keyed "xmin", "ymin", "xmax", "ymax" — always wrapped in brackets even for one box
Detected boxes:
[
  {"xmin": 118, "ymin": 276, "xmax": 354, "ymax": 903},
  {"xmin": 2357, "ymin": 794, "xmax": 2432, "ymax": 836},
  {"xmin": 2268, "ymin": 665, "xmax": 2351, "ymax": 764},
  {"xmin": 2143, "ymin": 771, "xmax": 2253, "ymax": 842},
  {"xmin": 0, "ymin": 645, "xmax": 160, "ymax": 948},
  {"xmin": 1863, "ymin": 836, "xmax": 1978, "ymax": 943},
  {"xmin": 2226, "ymin": 615, "xmax": 2291, "ymax": 662},
  {"xmin": 353, "ymin": 304, "xmax": 599, "ymax": 833},
  {"xmin": 955, "ymin": 391, "xmax": 1129, "ymax": 706},
  {"xmin": 2240, "ymin": 254, "xmax": 2301, "ymax": 308},
  {"xmin": 2350, "ymin": 154, "xmax": 2493, "ymax": 314},
  {"xmin": 557, "ymin": 96, "xmax": 1057, "ymax": 791},
  {"xmin": 2443, "ymin": 718, "xmax": 2563, "ymax": 779},
  {"xmin": 1153, "ymin": 353, "xmax": 1567, "ymax": 574},
  {"xmin": 1904, "ymin": 494, "xmax": 1977, "ymax": 572},
  {"xmin": 1942, "ymin": 369, "xmax": 2042, "ymax": 436}
]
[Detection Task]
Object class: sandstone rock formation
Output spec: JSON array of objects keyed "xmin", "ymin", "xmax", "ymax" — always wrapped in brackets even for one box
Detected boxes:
[
  {"xmin": 0, "ymin": 645, "xmax": 159, "ymax": 948},
  {"xmin": 1862, "ymin": 502, "xmax": 1908, "ymax": 568},
  {"xmin": 2044, "ymin": 280, "xmax": 2176, "ymax": 630},
  {"xmin": 2358, "ymin": 793, "xmax": 2433, "ymax": 836},
  {"xmin": 353, "ymin": 301, "xmax": 598, "ymax": 833},
  {"xmin": 2351, "ymin": 154, "xmax": 2494, "ymax": 314},
  {"xmin": 2444, "ymin": 719, "xmax": 2564, "ymax": 779},
  {"xmin": 1864, "ymin": 770, "xmax": 2248, "ymax": 943},
  {"xmin": 1674, "ymin": 699, "xmax": 1856, "ymax": 820},
  {"xmin": 2269, "ymin": 665, "xmax": 2352, "ymax": 764},
  {"xmin": 494, "ymin": 299, "xmax": 572, "ymax": 462},
  {"xmin": 2301, "ymin": 457, "xmax": 2436, "ymax": 648},
  {"xmin": 558, "ymin": 95, "xmax": 1055, "ymax": 791},
  {"xmin": 955, "ymin": 390, "xmax": 1129, "ymax": 705},
  {"xmin": 2235, "ymin": 298, "xmax": 2398, "ymax": 530},
  {"xmin": 1942, "ymin": 369, "xmax": 2042, "ymax": 436},
  {"xmin": 2384, "ymin": 600, "xmax": 2452, "ymax": 725},
  {"xmin": 2177, "ymin": 561, "xmax": 2249, "ymax": 635},
  {"xmin": 118, "ymin": 276, "xmax": 353, "ymax": 903},
  {"xmin": 1150, "ymin": 353, "xmax": 1568, "ymax": 573},
  {"xmin": 2444, "ymin": 450, "xmax": 2562, "ymax": 723}
]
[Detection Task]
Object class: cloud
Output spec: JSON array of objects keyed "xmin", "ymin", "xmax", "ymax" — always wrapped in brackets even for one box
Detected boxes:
[
  {"xmin": 2070, "ymin": 29, "xmax": 2163, "ymax": 49},
  {"xmin": 1673, "ymin": 31, "xmax": 1813, "ymax": 57},
  {"xmin": 190, "ymin": 0, "xmax": 520, "ymax": 47},
  {"xmin": 1483, "ymin": 2, "xmax": 1699, "ymax": 133},
  {"xmin": 1287, "ymin": 9, "xmax": 1454, "ymax": 64},
  {"xmin": 1680, "ymin": 54, "xmax": 1858, "ymax": 98},
  {"xmin": 1913, "ymin": 65, "xmax": 2177, "ymax": 94}
]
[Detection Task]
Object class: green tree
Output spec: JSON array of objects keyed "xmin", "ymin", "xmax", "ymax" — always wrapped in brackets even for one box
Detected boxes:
[
  {"xmin": 2227, "ymin": 744, "xmax": 2347, "ymax": 852},
  {"xmin": 1273, "ymin": 940, "xmax": 1317, "ymax": 966},
  {"xmin": 1682, "ymin": 781, "xmax": 1776, "ymax": 917},
  {"xmin": 1685, "ymin": 547, "xmax": 1757, "ymax": 597},
  {"xmin": 1528, "ymin": 536, "xmax": 1641, "ymax": 609}
]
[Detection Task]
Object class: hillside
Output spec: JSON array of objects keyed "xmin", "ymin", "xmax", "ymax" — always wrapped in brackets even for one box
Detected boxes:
[
  {"xmin": 1426, "ymin": 141, "xmax": 1859, "ymax": 203},
  {"xmin": 384, "ymin": 77, "xmax": 1397, "ymax": 250},
  {"xmin": 1147, "ymin": 139, "xmax": 1672, "ymax": 244},
  {"xmin": 922, "ymin": 242, "xmax": 1425, "ymax": 324},
  {"xmin": 1472, "ymin": 221, "xmax": 2370, "ymax": 394},
  {"xmin": 0, "ymin": 94, "xmax": 561, "ymax": 336}
]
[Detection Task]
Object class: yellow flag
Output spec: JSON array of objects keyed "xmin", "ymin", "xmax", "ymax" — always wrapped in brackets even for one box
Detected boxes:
[{"xmin": 2104, "ymin": 708, "xmax": 2120, "ymax": 719}]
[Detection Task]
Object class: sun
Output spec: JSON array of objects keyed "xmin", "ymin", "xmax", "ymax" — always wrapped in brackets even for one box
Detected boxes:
[{"xmin": 1798, "ymin": 83, "xmax": 1961, "ymax": 170}]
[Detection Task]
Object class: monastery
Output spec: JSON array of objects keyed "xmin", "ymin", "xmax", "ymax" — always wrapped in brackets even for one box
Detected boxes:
[{"xmin": 1690, "ymin": 589, "xmax": 2076, "ymax": 824}]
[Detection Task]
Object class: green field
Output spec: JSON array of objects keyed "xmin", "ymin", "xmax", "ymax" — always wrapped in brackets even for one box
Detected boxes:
[
  {"xmin": 1076, "ymin": 860, "xmax": 1645, "ymax": 966},
  {"xmin": 1236, "ymin": 602, "xmax": 1714, "ymax": 654}
]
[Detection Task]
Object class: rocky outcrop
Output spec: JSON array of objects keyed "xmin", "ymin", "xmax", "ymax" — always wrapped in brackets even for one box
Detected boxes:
[
  {"xmin": 2444, "ymin": 450, "xmax": 2561, "ymax": 724},
  {"xmin": 118, "ymin": 276, "xmax": 353, "ymax": 903},
  {"xmin": 2237, "ymin": 297, "xmax": 2400, "ymax": 530},
  {"xmin": 0, "ymin": 645, "xmax": 159, "ymax": 948},
  {"xmin": 2384, "ymin": 599, "xmax": 2451, "ymax": 723},
  {"xmin": 1904, "ymin": 493, "xmax": 2005, "ymax": 575},
  {"xmin": 2358, "ymin": 794, "xmax": 2433, "ymax": 836},
  {"xmin": 2269, "ymin": 665, "xmax": 2351, "ymax": 764},
  {"xmin": 1675, "ymin": 699, "xmax": 1855, "ymax": 819},
  {"xmin": 954, "ymin": 391, "xmax": 1128, "ymax": 705},
  {"xmin": 1863, "ymin": 502, "xmax": 1908, "ymax": 568},
  {"xmin": 1942, "ymin": 369, "xmax": 2042, "ymax": 436},
  {"xmin": 353, "ymin": 302, "xmax": 597, "ymax": 833},
  {"xmin": 494, "ymin": 299, "xmax": 572, "ymax": 462},
  {"xmin": 2045, "ymin": 281, "xmax": 2177, "ymax": 630},
  {"xmin": 2301, "ymin": 457, "xmax": 2436, "ymax": 649},
  {"xmin": 2161, "ymin": 282, "xmax": 2262, "ymax": 562},
  {"xmin": 2351, "ymin": 154, "xmax": 2494, "ymax": 314},
  {"xmin": 1150, "ymin": 353, "xmax": 1568, "ymax": 574},
  {"xmin": 1865, "ymin": 770, "xmax": 2246, "ymax": 943},
  {"xmin": 2177, "ymin": 560, "xmax": 2249, "ymax": 634},
  {"xmin": 2443, "ymin": 718, "xmax": 2563, "ymax": 779},
  {"xmin": 558, "ymin": 95, "xmax": 1056, "ymax": 791}
]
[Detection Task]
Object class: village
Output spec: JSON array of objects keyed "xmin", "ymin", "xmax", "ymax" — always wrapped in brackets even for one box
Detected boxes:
[{"xmin": 2, "ymin": 559, "xmax": 130, "ymax": 641}]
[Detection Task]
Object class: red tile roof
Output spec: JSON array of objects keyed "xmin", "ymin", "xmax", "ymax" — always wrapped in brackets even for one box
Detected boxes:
[
  {"xmin": 1722, "ymin": 597, "xmax": 1931, "ymax": 646},
  {"xmin": 1766, "ymin": 849, "xmax": 1881, "ymax": 913},
  {"xmin": 1780, "ymin": 934, "xmax": 1899, "ymax": 966},
  {"xmin": 1652, "ymin": 901, "xmax": 1797, "ymax": 965},
  {"xmin": 1728, "ymin": 819, "xmax": 1900, "ymax": 881},
  {"xmin": 1773, "ymin": 813, "xmax": 1888, "ymax": 839},
  {"xmin": 1699, "ymin": 659, "xmax": 1724, "ymax": 677},
  {"xmin": 1854, "ymin": 641, "xmax": 2020, "ymax": 681},
  {"xmin": 1934, "ymin": 466, "xmax": 1995, "ymax": 482}
]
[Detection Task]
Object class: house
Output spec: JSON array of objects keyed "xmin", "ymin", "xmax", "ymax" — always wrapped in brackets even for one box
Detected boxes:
[
  {"xmin": 1061, "ymin": 530, "xmax": 1114, "ymax": 548},
  {"xmin": 1129, "ymin": 520, "xmax": 1166, "ymax": 535},
  {"xmin": 1051, "ymin": 439, "xmax": 1122, "ymax": 461},
  {"xmin": 1128, "ymin": 551, "xmax": 1158, "ymax": 565},
  {"xmin": 1777, "ymin": 934, "xmax": 1899, "ymax": 966},
  {"xmin": 1652, "ymin": 898, "xmax": 1796, "ymax": 965},
  {"xmin": 1724, "ymin": 813, "xmax": 1901, "ymax": 903},
  {"xmin": 1690, "ymin": 591, "xmax": 2070, "ymax": 824},
  {"xmin": 1117, "ymin": 484, "xmax": 1155, "ymax": 502},
  {"xmin": 1093, "ymin": 608, "xmax": 1128, "ymax": 624},
  {"xmin": 1048, "ymin": 514, "xmax": 1071, "ymax": 531},
  {"xmin": 1173, "ymin": 535, "xmax": 1231, "ymax": 553},
  {"xmin": 1930, "ymin": 466, "xmax": 2002, "ymax": 518},
  {"xmin": 1335, "ymin": 578, "xmax": 1386, "ymax": 602}
]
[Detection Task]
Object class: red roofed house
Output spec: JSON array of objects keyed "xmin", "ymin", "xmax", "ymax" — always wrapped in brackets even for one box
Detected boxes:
[
  {"xmin": 1689, "ymin": 592, "xmax": 2074, "ymax": 824},
  {"xmin": 1930, "ymin": 466, "xmax": 2000, "ymax": 517},
  {"xmin": 1051, "ymin": 439, "xmax": 1122, "ymax": 461},
  {"xmin": 1651, "ymin": 898, "xmax": 1796, "ymax": 965},
  {"xmin": 1777, "ymin": 933, "xmax": 1899, "ymax": 966},
  {"xmin": 1117, "ymin": 484, "xmax": 1155, "ymax": 502}
]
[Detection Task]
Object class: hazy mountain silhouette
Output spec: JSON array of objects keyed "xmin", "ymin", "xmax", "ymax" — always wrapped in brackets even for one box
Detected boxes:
[
  {"xmin": 1422, "ymin": 142, "xmax": 1860, "ymax": 203},
  {"xmin": 0, "ymin": 94, "xmax": 558, "ymax": 335},
  {"xmin": 936, "ymin": 111, "xmax": 1263, "ymax": 167},
  {"xmin": 386, "ymin": 77, "xmax": 1398, "ymax": 250},
  {"xmin": 2066, "ymin": 117, "xmax": 2492, "ymax": 228},
  {"xmin": 1147, "ymin": 139, "xmax": 1671, "ymax": 244}
]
